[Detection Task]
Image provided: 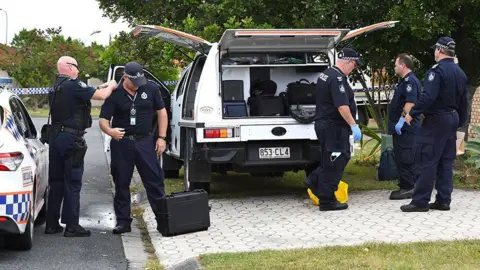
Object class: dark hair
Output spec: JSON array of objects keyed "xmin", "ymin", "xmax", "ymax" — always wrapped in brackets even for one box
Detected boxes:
[{"xmin": 396, "ymin": 53, "xmax": 414, "ymax": 70}]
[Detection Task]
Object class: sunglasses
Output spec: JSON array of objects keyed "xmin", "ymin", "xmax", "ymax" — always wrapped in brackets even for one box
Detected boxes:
[{"xmin": 67, "ymin": 62, "xmax": 81, "ymax": 72}]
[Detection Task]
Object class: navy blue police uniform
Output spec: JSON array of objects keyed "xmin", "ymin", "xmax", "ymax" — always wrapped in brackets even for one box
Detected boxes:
[
  {"xmin": 387, "ymin": 71, "xmax": 421, "ymax": 199},
  {"xmin": 305, "ymin": 48, "xmax": 362, "ymax": 211},
  {"xmin": 401, "ymin": 37, "xmax": 468, "ymax": 212},
  {"xmin": 45, "ymin": 74, "xmax": 94, "ymax": 237},
  {"xmin": 100, "ymin": 64, "xmax": 166, "ymax": 233}
]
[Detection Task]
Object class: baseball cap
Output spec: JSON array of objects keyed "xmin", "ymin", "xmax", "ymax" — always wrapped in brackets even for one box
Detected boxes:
[
  {"xmin": 338, "ymin": 48, "xmax": 362, "ymax": 66},
  {"xmin": 124, "ymin": 61, "xmax": 147, "ymax": 87},
  {"xmin": 431, "ymin": 36, "xmax": 456, "ymax": 52}
]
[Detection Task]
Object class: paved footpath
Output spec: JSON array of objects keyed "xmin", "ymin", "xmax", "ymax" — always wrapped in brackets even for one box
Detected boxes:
[{"xmin": 144, "ymin": 189, "xmax": 480, "ymax": 268}]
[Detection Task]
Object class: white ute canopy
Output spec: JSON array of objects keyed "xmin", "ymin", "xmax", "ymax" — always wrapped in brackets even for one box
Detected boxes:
[{"xmin": 218, "ymin": 29, "xmax": 349, "ymax": 53}]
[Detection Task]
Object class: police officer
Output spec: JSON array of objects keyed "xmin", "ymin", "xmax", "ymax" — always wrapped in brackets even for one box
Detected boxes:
[
  {"xmin": 45, "ymin": 56, "xmax": 118, "ymax": 237},
  {"xmin": 99, "ymin": 61, "xmax": 168, "ymax": 234},
  {"xmin": 387, "ymin": 53, "xmax": 421, "ymax": 200},
  {"xmin": 402, "ymin": 37, "xmax": 468, "ymax": 212},
  {"xmin": 305, "ymin": 48, "xmax": 362, "ymax": 211}
]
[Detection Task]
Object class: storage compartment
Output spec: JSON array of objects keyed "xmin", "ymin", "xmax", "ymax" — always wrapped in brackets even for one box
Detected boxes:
[{"xmin": 220, "ymin": 52, "xmax": 329, "ymax": 119}]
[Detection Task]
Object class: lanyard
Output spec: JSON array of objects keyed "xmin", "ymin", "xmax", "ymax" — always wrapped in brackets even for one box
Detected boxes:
[{"xmin": 128, "ymin": 92, "xmax": 138, "ymax": 116}]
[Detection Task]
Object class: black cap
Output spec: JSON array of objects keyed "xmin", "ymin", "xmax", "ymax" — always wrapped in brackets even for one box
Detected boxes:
[
  {"xmin": 124, "ymin": 61, "xmax": 147, "ymax": 87},
  {"xmin": 432, "ymin": 36, "xmax": 456, "ymax": 52},
  {"xmin": 338, "ymin": 48, "xmax": 362, "ymax": 66}
]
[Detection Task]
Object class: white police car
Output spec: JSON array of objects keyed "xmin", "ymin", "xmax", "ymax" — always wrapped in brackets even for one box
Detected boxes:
[{"xmin": 0, "ymin": 87, "xmax": 48, "ymax": 250}]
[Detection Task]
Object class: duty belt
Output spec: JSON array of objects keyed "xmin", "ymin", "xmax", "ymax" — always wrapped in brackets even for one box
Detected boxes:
[
  {"xmin": 424, "ymin": 110, "xmax": 456, "ymax": 117},
  {"xmin": 123, "ymin": 134, "xmax": 151, "ymax": 140},
  {"xmin": 59, "ymin": 126, "xmax": 86, "ymax": 137}
]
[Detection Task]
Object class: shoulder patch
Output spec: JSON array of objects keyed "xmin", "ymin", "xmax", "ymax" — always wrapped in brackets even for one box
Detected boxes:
[
  {"xmin": 339, "ymin": 84, "xmax": 346, "ymax": 93},
  {"xmin": 78, "ymin": 81, "xmax": 88, "ymax": 88},
  {"xmin": 432, "ymin": 64, "xmax": 438, "ymax": 69},
  {"xmin": 406, "ymin": 84, "xmax": 412, "ymax": 92},
  {"xmin": 319, "ymin": 73, "xmax": 329, "ymax": 82},
  {"xmin": 428, "ymin": 72, "xmax": 435, "ymax": 82}
]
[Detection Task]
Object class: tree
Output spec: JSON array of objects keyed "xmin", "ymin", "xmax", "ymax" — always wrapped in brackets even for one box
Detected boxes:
[
  {"xmin": 96, "ymin": 31, "xmax": 180, "ymax": 85},
  {"xmin": 0, "ymin": 27, "xmax": 105, "ymax": 108}
]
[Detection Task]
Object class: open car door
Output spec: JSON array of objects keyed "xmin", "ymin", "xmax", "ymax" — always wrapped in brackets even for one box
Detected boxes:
[
  {"xmin": 217, "ymin": 29, "xmax": 350, "ymax": 53},
  {"xmin": 132, "ymin": 25, "xmax": 212, "ymax": 55},
  {"xmin": 340, "ymin": 21, "xmax": 399, "ymax": 42}
]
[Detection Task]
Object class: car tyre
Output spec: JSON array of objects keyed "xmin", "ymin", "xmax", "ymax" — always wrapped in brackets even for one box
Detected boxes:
[{"xmin": 5, "ymin": 198, "xmax": 34, "ymax": 251}]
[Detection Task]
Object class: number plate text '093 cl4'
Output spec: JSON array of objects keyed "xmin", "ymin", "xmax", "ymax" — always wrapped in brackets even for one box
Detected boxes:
[{"xmin": 258, "ymin": 147, "xmax": 290, "ymax": 159}]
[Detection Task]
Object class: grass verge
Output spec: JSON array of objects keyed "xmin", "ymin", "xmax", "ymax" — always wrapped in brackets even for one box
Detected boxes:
[
  {"xmin": 131, "ymin": 206, "xmax": 164, "ymax": 270},
  {"xmin": 199, "ymin": 239, "xmax": 480, "ymax": 270}
]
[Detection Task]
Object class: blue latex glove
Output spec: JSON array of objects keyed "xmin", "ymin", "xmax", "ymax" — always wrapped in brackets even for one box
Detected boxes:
[
  {"xmin": 395, "ymin": 117, "xmax": 406, "ymax": 135},
  {"xmin": 351, "ymin": 124, "xmax": 362, "ymax": 141}
]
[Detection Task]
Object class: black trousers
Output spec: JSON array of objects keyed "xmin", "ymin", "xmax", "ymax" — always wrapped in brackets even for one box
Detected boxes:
[
  {"xmin": 309, "ymin": 121, "xmax": 351, "ymax": 205},
  {"xmin": 392, "ymin": 130, "xmax": 416, "ymax": 190}
]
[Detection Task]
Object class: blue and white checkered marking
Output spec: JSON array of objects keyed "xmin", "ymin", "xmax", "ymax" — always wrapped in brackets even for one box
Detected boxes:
[
  {"xmin": 5, "ymin": 110, "xmax": 23, "ymax": 142},
  {"xmin": 0, "ymin": 193, "xmax": 32, "ymax": 223}
]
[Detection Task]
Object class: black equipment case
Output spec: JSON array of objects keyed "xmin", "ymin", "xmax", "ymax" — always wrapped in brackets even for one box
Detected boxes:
[
  {"xmin": 248, "ymin": 79, "xmax": 288, "ymax": 116},
  {"xmin": 286, "ymin": 79, "xmax": 316, "ymax": 106},
  {"xmin": 156, "ymin": 189, "xmax": 211, "ymax": 237}
]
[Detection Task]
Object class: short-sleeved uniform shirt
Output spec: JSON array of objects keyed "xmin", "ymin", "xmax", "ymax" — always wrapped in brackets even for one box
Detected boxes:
[
  {"xmin": 99, "ymin": 81, "xmax": 165, "ymax": 136},
  {"xmin": 314, "ymin": 66, "xmax": 357, "ymax": 127},
  {"xmin": 387, "ymin": 71, "xmax": 421, "ymax": 134},
  {"xmin": 49, "ymin": 75, "xmax": 96, "ymax": 130}
]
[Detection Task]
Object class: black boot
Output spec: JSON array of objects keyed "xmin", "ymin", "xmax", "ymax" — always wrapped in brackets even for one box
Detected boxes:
[
  {"xmin": 112, "ymin": 223, "xmax": 132, "ymax": 234},
  {"xmin": 45, "ymin": 224, "xmax": 64, "ymax": 234},
  {"xmin": 400, "ymin": 203, "xmax": 429, "ymax": 212},
  {"xmin": 389, "ymin": 188, "xmax": 414, "ymax": 200},
  {"xmin": 319, "ymin": 201, "xmax": 348, "ymax": 211},
  {"xmin": 429, "ymin": 201, "xmax": 450, "ymax": 211},
  {"xmin": 64, "ymin": 225, "xmax": 91, "ymax": 237}
]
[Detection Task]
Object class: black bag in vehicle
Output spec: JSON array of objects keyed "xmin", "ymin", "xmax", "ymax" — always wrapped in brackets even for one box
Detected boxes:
[
  {"xmin": 156, "ymin": 189, "xmax": 211, "ymax": 237},
  {"xmin": 248, "ymin": 95, "xmax": 288, "ymax": 116},
  {"xmin": 286, "ymin": 79, "xmax": 317, "ymax": 106},
  {"xmin": 250, "ymin": 79, "xmax": 277, "ymax": 97},
  {"xmin": 377, "ymin": 147, "xmax": 399, "ymax": 181}
]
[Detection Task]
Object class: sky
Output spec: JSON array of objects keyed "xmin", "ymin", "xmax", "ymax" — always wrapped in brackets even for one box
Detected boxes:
[{"xmin": 0, "ymin": 0, "xmax": 131, "ymax": 46}]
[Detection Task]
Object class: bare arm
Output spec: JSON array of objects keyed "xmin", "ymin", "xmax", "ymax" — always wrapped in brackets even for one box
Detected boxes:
[
  {"xmin": 338, "ymin": 105, "xmax": 356, "ymax": 126},
  {"xmin": 403, "ymin": 102, "xmax": 415, "ymax": 114},
  {"xmin": 92, "ymin": 80, "xmax": 118, "ymax": 100},
  {"xmin": 99, "ymin": 118, "xmax": 113, "ymax": 136},
  {"xmin": 157, "ymin": 108, "xmax": 168, "ymax": 137}
]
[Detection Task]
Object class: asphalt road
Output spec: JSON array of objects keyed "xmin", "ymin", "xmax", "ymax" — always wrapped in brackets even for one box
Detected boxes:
[{"xmin": 0, "ymin": 118, "xmax": 127, "ymax": 270}]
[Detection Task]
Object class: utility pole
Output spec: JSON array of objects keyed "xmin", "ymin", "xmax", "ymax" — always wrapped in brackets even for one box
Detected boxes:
[{"xmin": 0, "ymin": 8, "xmax": 7, "ymax": 45}]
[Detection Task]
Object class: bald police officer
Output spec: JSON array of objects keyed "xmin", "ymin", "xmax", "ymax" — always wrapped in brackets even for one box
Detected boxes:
[
  {"xmin": 388, "ymin": 54, "xmax": 421, "ymax": 200},
  {"xmin": 45, "ymin": 56, "xmax": 117, "ymax": 237},
  {"xmin": 402, "ymin": 37, "xmax": 468, "ymax": 212},
  {"xmin": 306, "ymin": 48, "xmax": 362, "ymax": 211},
  {"xmin": 99, "ymin": 61, "xmax": 168, "ymax": 234}
]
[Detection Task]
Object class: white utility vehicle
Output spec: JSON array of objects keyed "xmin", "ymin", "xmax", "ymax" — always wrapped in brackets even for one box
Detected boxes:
[
  {"xmin": 117, "ymin": 21, "xmax": 399, "ymax": 192},
  {"xmin": 0, "ymin": 87, "xmax": 49, "ymax": 250}
]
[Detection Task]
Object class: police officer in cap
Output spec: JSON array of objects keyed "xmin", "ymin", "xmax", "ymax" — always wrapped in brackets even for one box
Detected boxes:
[
  {"xmin": 402, "ymin": 37, "xmax": 468, "ymax": 212},
  {"xmin": 387, "ymin": 53, "xmax": 422, "ymax": 200},
  {"xmin": 305, "ymin": 48, "xmax": 362, "ymax": 211},
  {"xmin": 45, "ymin": 56, "xmax": 118, "ymax": 237},
  {"xmin": 99, "ymin": 61, "xmax": 168, "ymax": 234}
]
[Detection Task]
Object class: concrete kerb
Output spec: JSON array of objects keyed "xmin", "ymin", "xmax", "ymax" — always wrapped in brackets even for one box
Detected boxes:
[
  {"xmin": 143, "ymin": 207, "xmax": 203, "ymax": 270},
  {"xmin": 101, "ymin": 131, "xmax": 150, "ymax": 270}
]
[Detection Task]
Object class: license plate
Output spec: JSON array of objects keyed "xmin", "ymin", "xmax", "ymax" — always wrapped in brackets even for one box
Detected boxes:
[{"xmin": 259, "ymin": 147, "xmax": 290, "ymax": 159}]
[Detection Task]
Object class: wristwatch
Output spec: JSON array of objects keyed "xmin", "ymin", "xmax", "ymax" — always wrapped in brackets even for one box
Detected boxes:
[{"xmin": 158, "ymin": 136, "xmax": 167, "ymax": 141}]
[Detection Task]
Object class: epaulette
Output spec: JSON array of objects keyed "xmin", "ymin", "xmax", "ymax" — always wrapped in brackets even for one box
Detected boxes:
[{"xmin": 432, "ymin": 64, "xmax": 438, "ymax": 69}]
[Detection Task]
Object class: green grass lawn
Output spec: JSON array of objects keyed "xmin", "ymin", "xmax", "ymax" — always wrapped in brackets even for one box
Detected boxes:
[
  {"xmin": 199, "ymin": 240, "xmax": 480, "ymax": 270},
  {"xmin": 28, "ymin": 107, "xmax": 101, "ymax": 118}
]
